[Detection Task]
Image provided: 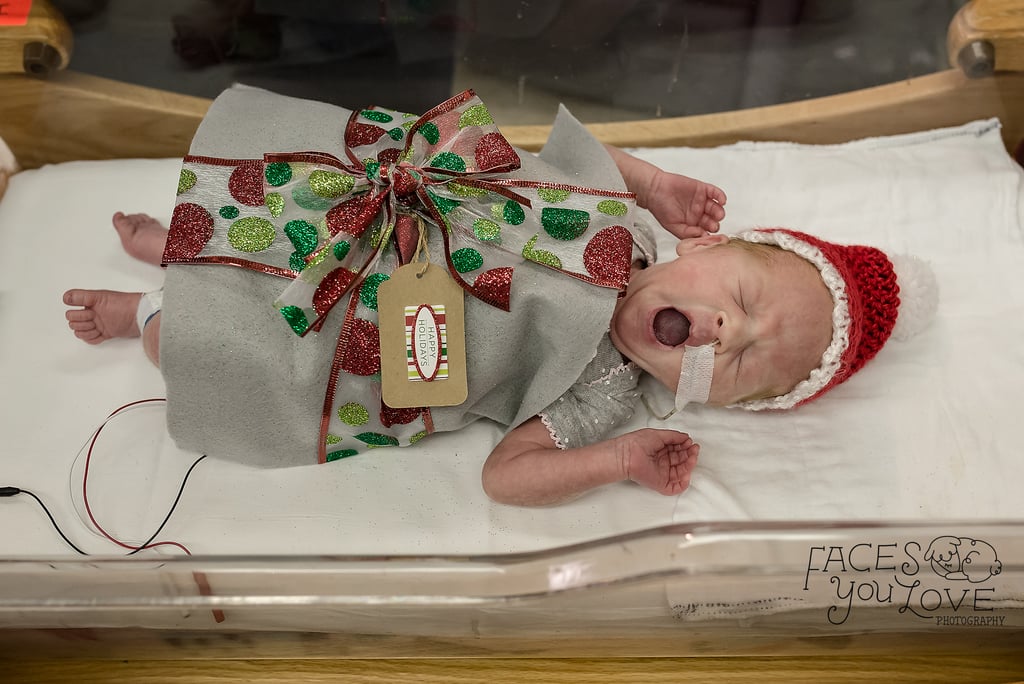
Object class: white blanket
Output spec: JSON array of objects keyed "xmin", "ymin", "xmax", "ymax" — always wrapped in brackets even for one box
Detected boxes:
[{"xmin": 1, "ymin": 118, "xmax": 1021, "ymax": 558}]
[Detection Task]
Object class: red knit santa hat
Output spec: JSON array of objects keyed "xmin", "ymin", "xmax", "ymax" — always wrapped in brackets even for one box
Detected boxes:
[{"xmin": 732, "ymin": 228, "xmax": 938, "ymax": 411}]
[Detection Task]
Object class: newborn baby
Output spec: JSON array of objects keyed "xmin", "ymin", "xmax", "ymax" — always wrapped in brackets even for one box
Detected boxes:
[{"xmin": 64, "ymin": 87, "xmax": 937, "ymax": 506}]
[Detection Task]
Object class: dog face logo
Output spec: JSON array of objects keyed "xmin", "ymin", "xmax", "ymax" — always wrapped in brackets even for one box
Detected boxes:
[{"xmin": 923, "ymin": 536, "xmax": 1002, "ymax": 583}]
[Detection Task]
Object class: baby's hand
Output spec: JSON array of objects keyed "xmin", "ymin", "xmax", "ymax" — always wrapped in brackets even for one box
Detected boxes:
[
  {"xmin": 620, "ymin": 429, "xmax": 699, "ymax": 496},
  {"xmin": 646, "ymin": 171, "xmax": 727, "ymax": 239}
]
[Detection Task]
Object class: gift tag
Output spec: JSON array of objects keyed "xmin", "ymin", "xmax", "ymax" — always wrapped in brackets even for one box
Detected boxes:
[{"xmin": 378, "ymin": 263, "xmax": 468, "ymax": 408}]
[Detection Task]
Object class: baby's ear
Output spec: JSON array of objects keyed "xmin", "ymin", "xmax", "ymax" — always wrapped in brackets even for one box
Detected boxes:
[{"xmin": 675, "ymin": 233, "xmax": 729, "ymax": 256}]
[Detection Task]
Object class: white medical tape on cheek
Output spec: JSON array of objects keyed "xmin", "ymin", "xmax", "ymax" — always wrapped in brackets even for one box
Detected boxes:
[
  {"xmin": 135, "ymin": 289, "xmax": 164, "ymax": 334},
  {"xmin": 675, "ymin": 343, "xmax": 716, "ymax": 411}
]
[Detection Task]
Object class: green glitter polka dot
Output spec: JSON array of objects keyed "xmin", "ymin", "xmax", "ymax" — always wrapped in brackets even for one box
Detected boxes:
[
  {"xmin": 448, "ymin": 182, "xmax": 488, "ymax": 198},
  {"xmin": 280, "ymin": 305, "xmax": 309, "ymax": 335},
  {"xmin": 309, "ymin": 170, "xmax": 355, "ymax": 198},
  {"xmin": 541, "ymin": 207, "xmax": 590, "ymax": 241},
  {"xmin": 408, "ymin": 430, "xmax": 428, "ymax": 444},
  {"xmin": 418, "ymin": 122, "xmax": 440, "ymax": 145},
  {"xmin": 427, "ymin": 190, "xmax": 460, "ymax": 216},
  {"xmin": 503, "ymin": 201, "xmax": 526, "ymax": 225},
  {"xmin": 522, "ymin": 234, "xmax": 562, "ymax": 269},
  {"xmin": 387, "ymin": 127, "xmax": 404, "ymax": 141},
  {"xmin": 284, "ymin": 220, "xmax": 319, "ymax": 257},
  {"xmin": 597, "ymin": 199, "xmax": 628, "ymax": 216},
  {"xmin": 451, "ymin": 248, "xmax": 484, "ymax": 273},
  {"xmin": 264, "ymin": 193, "xmax": 284, "ymax": 217},
  {"xmin": 265, "ymin": 162, "xmax": 292, "ymax": 187},
  {"xmin": 338, "ymin": 402, "xmax": 370, "ymax": 426},
  {"xmin": 538, "ymin": 187, "xmax": 570, "ymax": 203},
  {"xmin": 333, "ymin": 240, "xmax": 351, "ymax": 261},
  {"xmin": 473, "ymin": 218, "xmax": 501, "ymax": 242},
  {"xmin": 401, "ymin": 120, "xmax": 416, "ymax": 131},
  {"xmin": 177, "ymin": 168, "xmax": 197, "ymax": 195},
  {"xmin": 219, "ymin": 205, "xmax": 240, "ymax": 219},
  {"xmin": 359, "ymin": 272, "xmax": 390, "ymax": 311},
  {"xmin": 361, "ymin": 110, "xmax": 394, "ymax": 123},
  {"xmin": 307, "ymin": 246, "xmax": 330, "ymax": 270},
  {"xmin": 228, "ymin": 217, "xmax": 276, "ymax": 252},
  {"xmin": 459, "ymin": 104, "xmax": 493, "ymax": 128},
  {"xmin": 325, "ymin": 434, "xmax": 342, "ymax": 445},
  {"xmin": 289, "ymin": 253, "xmax": 306, "ymax": 272},
  {"xmin": 429, "ymin": 152, "xmax": 466, "ymax": 173},
  {"xmin": 369, "ymin": 223, "xmax": 385, "ymax": 248},
  {"xmin": 354, "ymin": 432, "xmax": 400, "ymax": 447},
  {"xmin": 292, "ymin": 184, "xmax": 334, "ymax": 211},
  {"xmin": 326, "ymin": 449, "xmax": 359, "ymax": 462},
  {"xmin": 364, "ymin": 161, "xmax": 381, "ymax": 180}
]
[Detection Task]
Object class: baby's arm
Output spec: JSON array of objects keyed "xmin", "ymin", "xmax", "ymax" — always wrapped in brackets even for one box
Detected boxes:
[
  {"xmin": 482, "ymin": 417, "xmax": 699, "ymax": 506},
  {"xmin": 603, "ymin": 144, "xmax": 727, "ymax": 239}
]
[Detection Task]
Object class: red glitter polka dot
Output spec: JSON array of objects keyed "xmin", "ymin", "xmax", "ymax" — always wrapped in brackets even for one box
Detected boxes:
[
  {"xmin": 392, "ymin": 166, "xmax": 421, "ymax": 199},
  {"xmin": 474, "ymin": 132, "xmax": 518, "ymax": 171},
  {"xmin": 448, "ymin": 130, "xmax": 482, "ymax": 161},
  {"xmin": 164, "ymin": 203, "xmax": 214, "ymax": 260},
  {"xmin": 378, "ymin": 147, "xmax": 401, "ymax": 165},
  {"xmin": 339, "ymin": 317, "xmax": 381, "ymax": 376},
  {"xmin": 472, "ymin": 267, "xmax": 513, "ymax": 311},
  {"xmin": 346, "ymin": 122, "xmax": 387, "ymax": 148},
  {"xmin": 431, "ymin": 109, "xmax": 462, "ymax": 146},
  {"xmin": 380, "ymin": 402, "xmax": 422, "ymax": 427},
  {"xmin": 228, "ymin": 161, "xmax": 265, "ymax": 206},
  {"xmin": 326, "ymin": 194, "xmax": 375, "ymax": 237},
  {"xmin": 313, "ymin": 267, "xmax": 356, "ymax": 316},
  {"xmin": 584, "ymin": 225, "xmax": 633, "ymax": 287}
]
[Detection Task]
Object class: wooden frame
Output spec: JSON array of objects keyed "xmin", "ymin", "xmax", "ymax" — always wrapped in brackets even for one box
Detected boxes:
[
  {"xmin": 2, "ymin": 2, "xmax": 1024, "ymax": 681},
  {"xmin": 1, "ymin": 0, "xmax": 1023, "ymax": 174}
]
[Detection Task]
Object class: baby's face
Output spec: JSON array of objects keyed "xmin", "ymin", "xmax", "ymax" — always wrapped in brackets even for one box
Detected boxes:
[{"xmin": 609, "ymin": 234, "xmax": 834, "ymax": 406}]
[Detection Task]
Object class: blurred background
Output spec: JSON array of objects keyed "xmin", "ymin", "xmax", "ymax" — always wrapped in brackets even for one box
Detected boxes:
[{"xmin": 52, "ymin": 0, "xmax": 968, "ymax": 122}]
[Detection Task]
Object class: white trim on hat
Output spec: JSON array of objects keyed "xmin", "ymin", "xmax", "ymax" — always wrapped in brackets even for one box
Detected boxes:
[{"xmin": 727, "ymin": 230, "xmax": 851, "ymax": 411}]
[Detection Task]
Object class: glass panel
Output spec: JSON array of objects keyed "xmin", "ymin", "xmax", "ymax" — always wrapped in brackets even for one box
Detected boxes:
[{"xmin": 54, "ymin": 0, "xmax": 967, "ymax": 122}]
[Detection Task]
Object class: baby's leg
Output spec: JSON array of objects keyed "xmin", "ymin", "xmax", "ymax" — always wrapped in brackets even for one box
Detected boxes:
[
  {"xmin": 63, "ymin": 289, "xmax": 162, "ymax": 366},
  {"xmin": 112, "ymin": 212, "xmax": 168, "ymax": 265}
]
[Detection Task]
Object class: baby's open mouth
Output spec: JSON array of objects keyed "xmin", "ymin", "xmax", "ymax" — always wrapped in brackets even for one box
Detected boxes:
[{"xmin": 653, "ymin": 308, "xmax": 691, "ymax": 347}]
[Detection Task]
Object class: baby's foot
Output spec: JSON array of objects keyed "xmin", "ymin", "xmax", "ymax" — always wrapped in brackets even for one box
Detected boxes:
[
  {"xmin": 112, "ymin": 212, "xmax": 168, "ymax": 265},
  {"xmin": 63, "ymin": 289, "xmax": 142, "ymax": 344}
]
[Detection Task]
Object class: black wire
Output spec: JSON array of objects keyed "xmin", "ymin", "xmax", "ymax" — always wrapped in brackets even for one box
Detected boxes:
[
  {"xmin": 2, "ymin": 454, "xmax": 207, "ymax": 556},
  {"xmin": 127, "ymin": 454, "xmax": 207, "ymax": 556},
  {"xmin": 1, "ymin": 488, "xmax": 88, "ymax": 555}
]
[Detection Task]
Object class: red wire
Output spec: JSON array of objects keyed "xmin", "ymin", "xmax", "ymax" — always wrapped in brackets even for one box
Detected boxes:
[{"xmin": 81, "ymin": 398, "xmax": 192, "ymax": 555}]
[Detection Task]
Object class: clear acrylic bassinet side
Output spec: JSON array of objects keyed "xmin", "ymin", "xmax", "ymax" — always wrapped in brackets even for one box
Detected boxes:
[{"xmin": 0, "ymin": 521, "xmax": 1021, "ymax": 659}]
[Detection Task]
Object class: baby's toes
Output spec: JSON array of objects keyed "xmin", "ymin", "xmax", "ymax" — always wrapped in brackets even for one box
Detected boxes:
[
  {"xmin": 63, "ymin": 289, "xmax": 97, "ymax": 307},
  {"xmin": 68, "ymin": 318, "xmax": 97, "ymax": 334},
  {"xmin": 65, "ymin": 308, "xmax": 94, "ymax": 323},
  {"xmin": 74, "ymin": 327, "xmax": 103, "ymax": 343}
]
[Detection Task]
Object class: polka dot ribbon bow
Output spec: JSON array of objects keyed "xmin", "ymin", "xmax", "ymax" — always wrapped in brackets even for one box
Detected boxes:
[{"xmin": 165, "ymin": 90, "xmax": 638, "ymax": 338}]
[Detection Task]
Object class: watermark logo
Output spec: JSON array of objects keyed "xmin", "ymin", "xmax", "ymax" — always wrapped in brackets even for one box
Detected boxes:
[
  {"xmin": 923, "ymin": 536, "xmax": 1002, "ymax": 583},
  {"xmin": 803, "ymin": 536, "xmax": 1005, "ymax": 627}
]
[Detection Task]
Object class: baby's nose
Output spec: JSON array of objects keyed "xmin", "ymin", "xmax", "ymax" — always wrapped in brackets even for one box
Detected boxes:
[{"xmin": 714, "ymin": 310, "xmax": 747, "ymax": 349}]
